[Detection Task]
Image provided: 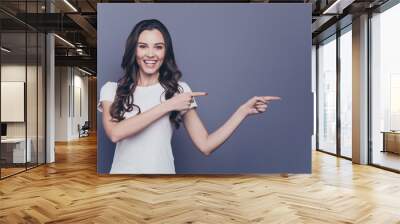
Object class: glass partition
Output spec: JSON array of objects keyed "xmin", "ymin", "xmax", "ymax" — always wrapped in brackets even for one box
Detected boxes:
[
  {"xmin": 0, "ymin": 1, "xmax": 46, "ymax": 179},
  {"xmin": 38, "ymin": 32, "xmax": 45, "ymax": 165},
  {"xmin": 317, "ymin": 35, "xmax": 337, "ymax": 154},
  {"xmin": 1, "ymin": 31, "xmax": 28, "ymax": 177},
  {"xmin": 27, "ymin": 31, "xmax": 38, "ymax": 169}
]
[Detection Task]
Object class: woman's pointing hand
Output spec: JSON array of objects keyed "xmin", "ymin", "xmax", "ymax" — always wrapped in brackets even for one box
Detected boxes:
[
  {"xmin": 239, "ymin": 96, "xmax": 281, "ymax": 116},
  {"xmin": 165, "ymin": 91, "xmax": 208, "ymax": 112}
]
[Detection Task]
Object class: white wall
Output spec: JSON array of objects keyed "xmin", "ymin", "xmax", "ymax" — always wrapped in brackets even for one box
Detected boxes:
[
  {"xmin": 1, "ymin": 65, "xmax": 41, "ymax": 137},
  {"xmin": 1, "ymin": 66, "xmax": 26, "ymax": 136},
  {"xmin": 55, "ymin": 67, "xmax": 69, "ymax": 141},
  {"xmin": 54, "ymin": 67, "xmax": 89, "ymax": 141},
  {"xmin": 71, "ymin": 72, "xmax": 89, "ymax": 139}
]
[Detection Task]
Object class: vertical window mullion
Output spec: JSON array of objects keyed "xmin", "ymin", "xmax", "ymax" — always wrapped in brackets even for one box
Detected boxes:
[
  {"xmin": 36, "ymin": 0, "xmax": 39, "ymax": 167},
  {"xmin": 316, "ymin": 44, "xmax": 320, "ymax": 150},
  {"xmin": 25, "ymin": 0, "xmax": 28, "ymax": 171},
  {"xmin": 337, "ymin": 29, "xmax": 341, "ymax": 157}
]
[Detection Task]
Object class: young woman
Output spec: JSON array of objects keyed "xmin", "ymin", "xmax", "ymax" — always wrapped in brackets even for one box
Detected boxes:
[{"xmin": 98, "ymin": 19, "xmax": 280, "ymax": 174}]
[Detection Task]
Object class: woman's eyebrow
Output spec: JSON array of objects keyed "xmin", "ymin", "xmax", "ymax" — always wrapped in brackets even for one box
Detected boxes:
[{"xmin": 137, "ymin": 42, "xmax": 165, "ymax": 45}]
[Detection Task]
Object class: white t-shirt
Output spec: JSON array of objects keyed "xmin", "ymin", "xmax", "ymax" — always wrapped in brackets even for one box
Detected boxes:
[{"xmin": 97, "ymin": 81, "xmax": 197, "ymax": 174}]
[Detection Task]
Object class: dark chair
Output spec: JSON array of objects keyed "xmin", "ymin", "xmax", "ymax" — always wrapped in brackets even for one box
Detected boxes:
[{"xmin": 78, "ymin": 121, "xmax": 90, "ymax": 138}]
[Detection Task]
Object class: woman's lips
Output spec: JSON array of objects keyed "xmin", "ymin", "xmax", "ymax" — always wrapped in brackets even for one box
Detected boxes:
[
  {"xmin": 143, "ymin": 60, "xmax": 158, "ymax": 69},
  {"xmin": 144, "ymin": 60, "xmax": 157, "ymax": 64}
]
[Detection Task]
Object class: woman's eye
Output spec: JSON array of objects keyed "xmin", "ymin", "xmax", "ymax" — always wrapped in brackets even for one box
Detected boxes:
[
  {"xmin": 155, "ymin": 45, "xmax": 164, "ymax": 50},
  {"xmin": 138, "ymin": 45, "xmax": 146, "ymax": 49}
]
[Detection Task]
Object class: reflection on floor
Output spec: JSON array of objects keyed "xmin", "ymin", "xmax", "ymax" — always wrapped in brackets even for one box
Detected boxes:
[
  {"xmin": 1, "ymin": 167, "xmax": 25, "ymax": 177},
  {"xmin": 341, "ymin": 147, "xmax": 352, "ymax": 158},
  {"xmin": 373, "ymin": 150, "xmax": 400, "ymax": 170},
  {"xmin": 0, "ymin": 163, "xmax": 42, "ymax": 178}
]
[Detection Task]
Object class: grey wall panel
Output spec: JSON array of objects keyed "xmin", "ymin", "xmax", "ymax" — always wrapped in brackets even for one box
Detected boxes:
[{"xmin": 97, "ymin": 3, "xmax": 312, "ymax": 174}]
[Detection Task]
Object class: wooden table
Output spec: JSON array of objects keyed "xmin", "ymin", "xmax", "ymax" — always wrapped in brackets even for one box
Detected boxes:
[{"xmin": 381, "ymin": 131, "xmax": 400, "ymax": 154}]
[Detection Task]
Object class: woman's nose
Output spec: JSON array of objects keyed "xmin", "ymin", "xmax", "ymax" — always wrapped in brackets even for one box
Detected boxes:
[{"xmin": 146, "ymin": 48, "xmax": 155, "ymax": 57}]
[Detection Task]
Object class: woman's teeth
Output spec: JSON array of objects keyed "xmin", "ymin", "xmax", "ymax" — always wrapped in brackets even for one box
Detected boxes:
[{"xmin": 144, "ymin": 60, "xmax": 157, "ymax": 64}]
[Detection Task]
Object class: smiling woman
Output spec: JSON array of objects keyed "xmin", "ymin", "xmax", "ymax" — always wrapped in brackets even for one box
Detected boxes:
[
  {"xmin": 97, "ymin": 19, "xmax": 280, "ymax": 174},
  {"xmin": 136, "ymin": 30, "xmax": 166, "ymax": 76}
]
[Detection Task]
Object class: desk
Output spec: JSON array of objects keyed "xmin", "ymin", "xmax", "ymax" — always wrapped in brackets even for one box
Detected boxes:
[
  {"xmin": 381, "ymin": 131, "xmax": 400, "ymax": 154},
  {"xmin": 1, "ymin": 138, "xmax": 32, "ymax": 163}
]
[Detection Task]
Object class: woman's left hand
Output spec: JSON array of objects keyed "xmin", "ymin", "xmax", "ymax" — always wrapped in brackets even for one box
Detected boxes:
[{"xmin": 239, "ymin": 96, "xmax": 281, "ymax": 116}]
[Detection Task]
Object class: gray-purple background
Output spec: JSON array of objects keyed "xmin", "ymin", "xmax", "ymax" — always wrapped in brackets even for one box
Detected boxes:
[{"xmin": 97, "ymin": 3, "xmax": 312, "ymax": 174}]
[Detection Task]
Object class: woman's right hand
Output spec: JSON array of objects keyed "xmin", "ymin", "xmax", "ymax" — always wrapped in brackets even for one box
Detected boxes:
[
  {"xmin": 238, "ymin": 96, "xmax": 281, "ymax": 117},
  {"xmin": 164, "ymin": 91, "xmax": 208, "ymax": 112}
]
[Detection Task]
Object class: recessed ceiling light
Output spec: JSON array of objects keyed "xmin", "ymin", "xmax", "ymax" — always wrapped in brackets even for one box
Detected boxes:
[
  {"xmin": 78, "ymin": 67, "xmax": 93, "ymax": 76},
  {"xmin": 54, "ymin": 34, "xmax": 75, "ymax": 48},
  {"xmin": 63, "ymin": 0, "xmax": 78, "ymax": 12},
  {"xmin": 322, "ymin": 0, "xmax": 354, "ymax": 15},
  {"xmin": 1, "ymin": 47, "xmax": 11, "ymax": 53}
]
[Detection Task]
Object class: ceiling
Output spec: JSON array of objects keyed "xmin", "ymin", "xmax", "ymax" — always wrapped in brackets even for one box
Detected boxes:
[{"xmin": 0, "ymin": 0, "xmax": 392, "ymax": 75}]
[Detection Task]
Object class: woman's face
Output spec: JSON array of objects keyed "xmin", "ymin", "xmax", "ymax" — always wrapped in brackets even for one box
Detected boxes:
[{"xmin": 136, "ymin": 29, "xmax": 166, "ymax": 77}]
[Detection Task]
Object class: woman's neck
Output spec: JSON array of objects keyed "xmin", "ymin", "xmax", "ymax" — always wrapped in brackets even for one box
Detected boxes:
[{"xmin": 137, "ymin": 72, "xmax": 159, "ymax": 87}]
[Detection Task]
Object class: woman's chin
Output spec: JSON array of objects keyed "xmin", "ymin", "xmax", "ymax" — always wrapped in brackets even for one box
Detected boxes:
[{"xmin": 141, "ymin": 69, "xmax": 160, "ymax": 76}]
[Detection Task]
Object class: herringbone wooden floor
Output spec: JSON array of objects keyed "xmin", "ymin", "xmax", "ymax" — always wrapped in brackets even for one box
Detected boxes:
[{"xmin": 1, "ymin": 134, "xmax": 400, "ymax": 224}]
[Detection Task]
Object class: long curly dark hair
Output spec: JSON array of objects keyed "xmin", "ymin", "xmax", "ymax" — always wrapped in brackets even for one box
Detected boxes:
[{"xmin": 110, "ymin": 19, "xmax": 185, "ymax": 128}]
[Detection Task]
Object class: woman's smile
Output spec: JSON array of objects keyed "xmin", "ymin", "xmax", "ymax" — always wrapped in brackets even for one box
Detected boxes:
[
  {"xmin": 144, "ymin": 60, "xmax": 157, "ymax": 64},
  {"xmin": 143, "ymin": 59, "xmax": 159, "ymax": 67}
]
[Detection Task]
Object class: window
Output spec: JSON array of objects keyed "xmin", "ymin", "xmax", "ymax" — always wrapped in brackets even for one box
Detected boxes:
[
  {"xmin": 339, "ymin": 27, "xmax": 352, "ymax": 158},
  {"xmin": 370, "ymin": 2, "xmax": 400, "ymax": 171},
  {"xmin": 318, "ymin": 35, "xmax": 337, "ymax": 154}
]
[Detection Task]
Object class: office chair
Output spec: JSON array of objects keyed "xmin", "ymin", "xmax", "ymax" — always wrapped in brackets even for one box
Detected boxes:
[{"xmin": 78, "ymin": 121, "xmax": 90, "ymax": 138}]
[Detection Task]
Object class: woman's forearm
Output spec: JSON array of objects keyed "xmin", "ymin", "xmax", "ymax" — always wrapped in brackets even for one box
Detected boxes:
[
  {"xmin": 106, "ymin": 102, "xmax": 171, "ymax": 143},
  {"xmin": 202, "ymin": 107, "xmax": 248, "ymax": 155},
  {"xmin": 105, "ymin": 91, "xmax": 207, "ymax": 143},
  {"xmin": 184, "ymin": 95, "xmax": 277, "ymax": 156}
]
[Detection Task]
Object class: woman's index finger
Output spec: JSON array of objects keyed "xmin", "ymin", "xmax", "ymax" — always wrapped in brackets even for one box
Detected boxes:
[
  {"xmin": 190, "ymin": 92, "xmax": 208, "ymax": 97},
  {"xmin": 263, "ymin": 96, "xmax": 281, "ymax": 101}
]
